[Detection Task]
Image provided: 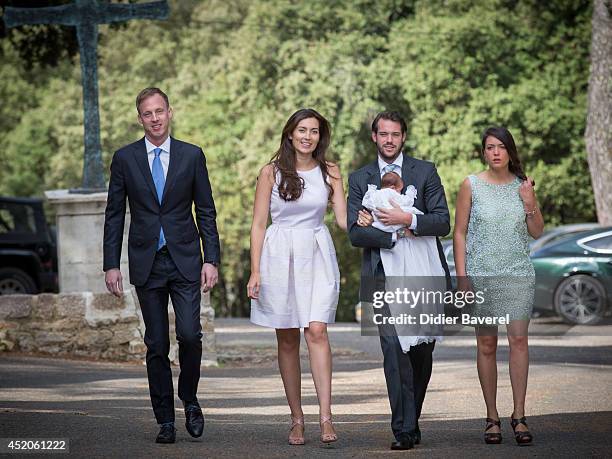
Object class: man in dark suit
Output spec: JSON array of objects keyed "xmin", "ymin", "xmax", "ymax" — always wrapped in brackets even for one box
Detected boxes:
[
  {"xmin": 348, "ymin": 111, "xmax": 450, "ymax": 450},
  {"xmin": 103, "ymin": 87, "xmax": 220, "ymax": 444}
]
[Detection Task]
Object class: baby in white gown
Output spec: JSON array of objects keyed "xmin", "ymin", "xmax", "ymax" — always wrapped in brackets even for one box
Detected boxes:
[
  {"xmin": 363, "ymin": 172, "xmax": 421, "ymax": 233},
  {"xmin": 362, "ymin": 172, "xmax": 444, "ymax": 352}
]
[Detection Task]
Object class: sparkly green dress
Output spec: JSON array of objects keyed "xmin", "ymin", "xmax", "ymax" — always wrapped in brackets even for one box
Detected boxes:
[{"xmin": 465, "ymin": 174, "xmax": 535, "ymax": 322}]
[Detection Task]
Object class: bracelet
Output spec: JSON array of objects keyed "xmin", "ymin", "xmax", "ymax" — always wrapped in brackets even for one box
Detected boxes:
[{"xmin": 525, "ymin": 208, "xmax": 537, "ymax": 218}]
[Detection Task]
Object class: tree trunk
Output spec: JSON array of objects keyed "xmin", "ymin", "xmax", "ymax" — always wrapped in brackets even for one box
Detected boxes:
[{"xmin": 586, "ymin": 0, "xmax": 612, "ymax": 225}]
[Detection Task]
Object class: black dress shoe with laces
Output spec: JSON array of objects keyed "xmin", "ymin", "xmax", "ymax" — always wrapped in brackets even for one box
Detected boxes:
[
  {"xmin": 185, "ymin": 403, "xmax": 204, "ymax": 438},
  {"xmin": 156, "ymin": 423, "xmax": 176, "ymax": 444},
  {"xmin": 390, "ymin": 433, "xmax": 414, "ymax": 450}
]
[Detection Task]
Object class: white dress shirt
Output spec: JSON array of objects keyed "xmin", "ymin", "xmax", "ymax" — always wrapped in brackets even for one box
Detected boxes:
[
  {"xmin": 377, "ymin": 152, "xmax": 418, "ymax": 233},
  {"xmin": 145, "ymin": 136, "xmax": 171, "ymax": 179}
]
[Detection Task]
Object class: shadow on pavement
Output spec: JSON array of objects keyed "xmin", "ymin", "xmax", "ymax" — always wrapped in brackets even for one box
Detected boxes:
[{"xmin": 0, "ymin": 408, "xmax": 610, "ymax": 458}]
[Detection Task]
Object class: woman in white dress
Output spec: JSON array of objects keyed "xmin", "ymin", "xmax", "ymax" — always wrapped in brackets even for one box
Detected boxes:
[{"xmin": 247, "ymin": 108, "xmax": 347, "ymax": 446}]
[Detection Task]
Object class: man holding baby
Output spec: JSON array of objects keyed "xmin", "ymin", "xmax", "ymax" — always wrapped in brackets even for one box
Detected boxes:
[{"xmin": 347, "ymin": 111, "xmax": 451, "ymax": 450}]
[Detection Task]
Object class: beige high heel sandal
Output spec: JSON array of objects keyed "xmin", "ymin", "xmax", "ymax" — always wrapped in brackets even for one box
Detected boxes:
[
  {"xmin": 288, "ymin": 416, "xmax": 305, "ymax": 445},
  {"xmin": 320, "ymin": 415, "xmax": 338, "ymax": 443}
]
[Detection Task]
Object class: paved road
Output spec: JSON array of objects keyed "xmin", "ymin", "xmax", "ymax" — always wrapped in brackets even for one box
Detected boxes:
[{"xmin": 1, "ymin": 317, "xmax": 611, "ymax": 458}]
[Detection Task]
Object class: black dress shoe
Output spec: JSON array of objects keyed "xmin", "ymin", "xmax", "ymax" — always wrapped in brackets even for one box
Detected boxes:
[
  {"xmin": 390, "ymin": 434, "xmax": 414, "ymax": 450},
  {"xmin": 156, "ymin": 424, "xmax": 176, "ymax": 444},
  {"xmin": 185, "ymin": 404, "xmax": 204, "ymax": 438},
  {"xmin": 414, "ymin": 426, "xmax": 421, "ymax": 445}
]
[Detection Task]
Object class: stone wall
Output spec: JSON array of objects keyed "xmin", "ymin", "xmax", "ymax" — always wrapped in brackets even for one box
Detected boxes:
[
  {"xmin": 0, "ymin": 289, "xmax": 217, "ymax": 366},
  {"xmin": 1, "ymin": 189, "xmax": 218, "ymax": 366}
]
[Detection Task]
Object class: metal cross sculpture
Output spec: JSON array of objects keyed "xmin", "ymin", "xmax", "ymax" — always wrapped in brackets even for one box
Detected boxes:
[{"xmin": 4, "ymin": 0, "xmax": 169, "ymax": 192}]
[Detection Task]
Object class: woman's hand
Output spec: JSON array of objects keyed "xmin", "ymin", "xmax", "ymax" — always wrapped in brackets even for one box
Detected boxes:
[
  {"xmin": 519, "ymin": 176, "xmax": 537, "ymax": 210},
  {"xmin": 456, "ymin": 276, "xmax": 473, "ymax": 295},
  {"xmin": 247, "ymin": 272, "xmax": 261, "ymax": 299},
  {"xmin": 357, "ymin": 209, "xmax": 373, "ymax": 227},
  {"xmin": 519, "ymin": 176, "xmax": 544, "ymax": 238}
]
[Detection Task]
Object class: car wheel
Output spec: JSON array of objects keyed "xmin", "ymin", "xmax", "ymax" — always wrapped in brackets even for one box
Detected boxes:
[
  {"xmin": 0, "ymin": 268, "xmax": 38, "ymax": 295},
  {"xmin": 553, "ymin": 274, "xmax": 606, "ymax": 325}
]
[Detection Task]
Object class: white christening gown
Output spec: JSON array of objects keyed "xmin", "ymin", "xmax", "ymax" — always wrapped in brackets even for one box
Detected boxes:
[{"xmin": 362, "ymin": 184, "xmax": 445, "ymax": 351}]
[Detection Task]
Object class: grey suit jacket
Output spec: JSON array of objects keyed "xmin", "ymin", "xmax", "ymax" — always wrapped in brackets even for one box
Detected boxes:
[{"xmin": 348, "ymin": 155, "xmax": 451, "ymax": 281}]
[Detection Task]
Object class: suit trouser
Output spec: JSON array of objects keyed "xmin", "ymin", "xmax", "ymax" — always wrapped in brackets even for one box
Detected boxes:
[
  {"xmin": 379, "ymin": 333, "xmax": 435, "ymax": 440},
  {"xmin": 135, "ymin": 248, "xmax": 202, "ymax": 424},
  {"xmin": 372, "ymin": 265, "xmax": 435, "ymax": 440}
]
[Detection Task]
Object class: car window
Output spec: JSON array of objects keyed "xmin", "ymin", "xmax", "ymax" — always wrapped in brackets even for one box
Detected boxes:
[
  {"xmin": 582, "ymin": 235, "xmax": 612, "ymax": 252},
  {"xmin": 0, "ymin": 203, "xmax": 37, "ymax": 235},
  {"xmin": 536, "ymin": 228, "xmax": 597, "ymax": 249},
  {"xmin": 547, "ymin": 231, "xmax": 583, "ymax": 245}
]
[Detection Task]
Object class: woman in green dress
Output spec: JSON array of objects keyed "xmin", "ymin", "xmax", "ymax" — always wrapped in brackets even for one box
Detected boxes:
[{"xmin": 453, "ymin": 127, "xmax": 544, "ymax": 446}]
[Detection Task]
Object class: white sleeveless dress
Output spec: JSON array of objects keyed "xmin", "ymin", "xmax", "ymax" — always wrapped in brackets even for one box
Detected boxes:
[{"xmin": 250, "ymin": 166, "xmax": 340, "ymax": 329}]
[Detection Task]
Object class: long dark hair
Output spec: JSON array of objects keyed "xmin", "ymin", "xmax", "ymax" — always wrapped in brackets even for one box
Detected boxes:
[
  {"xmin": 481, "ymin": 126, "xmax": 528, "ymax": 181},
  {"xmin": 271, "ymin": 108, "xmax": 334, "ymax": 201}
]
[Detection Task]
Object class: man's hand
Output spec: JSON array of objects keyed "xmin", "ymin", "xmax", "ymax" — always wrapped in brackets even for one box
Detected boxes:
[
  {"xmin": 201, "ymin": 263, "xmax": 219, "ymax": 293},
  {"xmin": 375, "ymin": 200, "xmax": 413, "ymax": 227},
  {"xmin": 105, "ymin": 268, "xmax": 123, "ymax": 297}
]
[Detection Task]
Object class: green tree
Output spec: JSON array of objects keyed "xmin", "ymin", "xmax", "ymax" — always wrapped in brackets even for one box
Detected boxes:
[{"xmin": 0, "ymin": 0, "xmax": 596, "ymax": 319}]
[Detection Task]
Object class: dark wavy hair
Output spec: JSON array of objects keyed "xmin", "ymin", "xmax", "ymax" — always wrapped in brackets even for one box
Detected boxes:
[
  {"xmin": 271, "ymin": 108, "xmax": 334, "ymax": 201},
  {"xmin": 481, "ymin": 126, "xmax": 528, "ymax": 182},
  {"xmin": 371, "ymin": 110, "xmax": 408, "ymax": 134}
]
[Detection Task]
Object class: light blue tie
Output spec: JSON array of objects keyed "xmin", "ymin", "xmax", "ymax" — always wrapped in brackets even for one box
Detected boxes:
[
  {"xmin": 152, "ymin": 148, "xmax": 166, "ymax": 250},
  {"xmin": 382, "ymin": 163, "xmax": 400, "ymax": 175}
]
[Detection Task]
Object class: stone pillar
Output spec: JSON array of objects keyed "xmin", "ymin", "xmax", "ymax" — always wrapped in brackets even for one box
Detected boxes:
[
  {"xmin": 43, "ymin": 189, "xmax": 217, "ymax": 365},
  {"xmin": 45, "ymin": 190, "xmax": 122, "ymax": 293}
]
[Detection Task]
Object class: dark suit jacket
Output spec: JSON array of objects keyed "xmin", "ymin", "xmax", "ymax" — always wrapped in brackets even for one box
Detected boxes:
[
  {"xmin": 103, "ymin": 136, "xmax": 221, "ymax": 286},
  {"xmin": 348, "ymin": 156, "xmax": 451, "ymax": 281}
]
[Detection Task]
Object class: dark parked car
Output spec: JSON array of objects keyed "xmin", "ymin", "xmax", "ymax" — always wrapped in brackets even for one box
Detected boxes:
[
  {"xmin": 0, "ymin": 197, "xmax": 58, "ymax": 294},
  {"xmin": 531, "ymin": 227, "xmax": 612, "ymax": 325}
]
